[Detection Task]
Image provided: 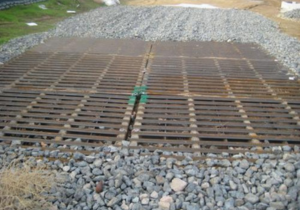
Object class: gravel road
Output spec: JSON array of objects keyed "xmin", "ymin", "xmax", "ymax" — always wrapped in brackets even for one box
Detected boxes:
[{"xmin": 0, "ymin": 6, "xmax": 300, "ymax": 74}]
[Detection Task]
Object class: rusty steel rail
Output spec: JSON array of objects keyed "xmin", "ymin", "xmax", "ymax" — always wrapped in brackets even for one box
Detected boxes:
[{"xmin": 0, "ymin": 38, "xmax": 299, "ymax": 154}]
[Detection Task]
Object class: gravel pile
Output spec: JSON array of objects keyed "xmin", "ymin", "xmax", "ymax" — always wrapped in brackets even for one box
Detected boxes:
[
  {"xmin": 1, "ymin": 144, "xmax": 299, "ymax": 210},
  {"xmin": 283, "ymin": 9, "xmax": 300, "ymax": 20},
  {"xmin": 0, "ymin": 6, "xmax": 300, "ymax": 74}
]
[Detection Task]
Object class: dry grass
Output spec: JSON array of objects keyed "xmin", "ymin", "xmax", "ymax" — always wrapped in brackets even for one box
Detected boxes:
[{"xmin": 0, "ymin": 160, "xmax": 58, "ymax": 210}]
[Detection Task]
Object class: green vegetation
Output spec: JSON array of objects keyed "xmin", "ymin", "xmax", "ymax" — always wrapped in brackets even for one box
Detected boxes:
[{"xmin": 0, "ymin": 0, "xmax": 104, "ymax": 45}]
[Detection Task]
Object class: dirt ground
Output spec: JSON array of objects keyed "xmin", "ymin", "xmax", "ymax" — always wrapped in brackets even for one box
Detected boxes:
[{"xmin": 122, "ymin": 0, "xmax": 300, "ymax": 40}]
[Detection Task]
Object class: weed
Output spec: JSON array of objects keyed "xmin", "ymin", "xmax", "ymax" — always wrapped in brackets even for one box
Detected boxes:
[{"xmin": 0, "ymin": 159, "xmax": 60, "ymax": 210}]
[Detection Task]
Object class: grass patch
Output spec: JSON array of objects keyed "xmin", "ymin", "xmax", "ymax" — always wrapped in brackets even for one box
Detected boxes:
[{"xmin": 0, "ymin": 0, "xmax": 104, "ymax": 45}]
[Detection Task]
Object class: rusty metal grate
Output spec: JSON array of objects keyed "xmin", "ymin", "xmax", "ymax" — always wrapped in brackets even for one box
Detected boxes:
[
  {"xmin": 0, "ymin": 38, "xmax": 299, "ymax": 154},
  {"xmin": 0, "ymin": 89, "xmax": 133, "ymax": 147},
  {"xmin": 143, "ymin": 51, "xmax": 298, "ymax": 100},
  {"xmin": 129, "ymin": 95, "xmax": 300, "ymax": 153},
  {"xmin": 0, "ymin": 52, "xmax": 146, "ymax": 94},
  {"xmin": 151, "ymin": 41, "xmax": 274, "ymax": 60},
  {"xmin": 31, "ymin": 37, "xmax": 151, "ymax": 57}
]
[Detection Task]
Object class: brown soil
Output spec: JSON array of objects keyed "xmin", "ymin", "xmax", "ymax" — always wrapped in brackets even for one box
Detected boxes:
[{"xmin": 122, "ymin": 0, "xmax": 300, "ymax": 40}]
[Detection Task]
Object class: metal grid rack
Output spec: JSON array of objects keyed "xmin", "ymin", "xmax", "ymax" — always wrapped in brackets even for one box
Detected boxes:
[{"xmin": 0, "ymin": 38, "xmax": 299, "ymax": 154}]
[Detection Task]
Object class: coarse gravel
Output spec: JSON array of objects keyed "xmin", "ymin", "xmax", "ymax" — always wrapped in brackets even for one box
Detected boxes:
[
  {"xmin": 282, "ymin": 9, "xmax": 300, "ymax": 20},
  {"xmin": 0, "ymin": 144, "xmax": 300, "ymax": 210},
  {"xmin": 0, "ymin": 6, "xmax": 300, "ymax": 75},
  {"xmin": 0, "ymin": 32, "xmax": 51, "ymax": 64}
]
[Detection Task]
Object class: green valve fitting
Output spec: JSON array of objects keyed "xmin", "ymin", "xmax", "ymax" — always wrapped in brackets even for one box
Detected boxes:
[
  {"xmin": 132, "ymin": 86, "xmax": 148, "ymax": 95},
  {"xmin": 139, "ymin": 86, "xmax": 147, "ymax": 94},
  {"xmin": 140, "ymin": 95, "xmax": 148, "ymax": 104},
  {"xmin": 128, "ymin": 96, "xmax": 136, "ymax": 105},
  {"xmin": 132, "ymin": 86, "xmax": 140, "ymax": 95}
]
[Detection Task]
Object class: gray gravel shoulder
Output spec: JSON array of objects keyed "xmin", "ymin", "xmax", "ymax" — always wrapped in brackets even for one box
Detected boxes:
[
  {"xmin": 0, "ymin": 32, "xmax": 51, "ymax": 63},
  {"xmin": 1, "ymin": 144, "xmax": 300, "ymax": 210},
  {"xmin": 0, "ymin": 6, "xmax": 300, "ymax": 74}
]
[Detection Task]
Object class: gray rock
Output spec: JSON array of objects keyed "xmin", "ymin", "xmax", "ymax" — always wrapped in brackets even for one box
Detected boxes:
[
  {"xmin": 229, "ymin": 180, "xmax": 237, "ymax": 190},
  {"xmin": 122, "ymin": 140, "xmax": 130, "ymax": 147},
  {"xmin": 210, "ymin": 177, "xmax": 220, "ymax": 185},
  {"xmin": 225, "ymin": 197, "xmax": 235, "ymax": 209},
  {"xmin": 92, "ymin": 168, "xmax": 102, "ymax": 176},
  {"xmin": 272, "ymin": 146, "xmax": 282, "ymax": 154},
  {"xmin": 206, "ymin": 188, "xmax": 214, "ymax": 197},
  {"xmin": 131, "ymin": 203, "xmax": 143, "ymax": 210},
  {"xmin": 235, "ymin": 199, "xmax": 244, "ymax": 206},
  {"xmin": 85, "ymin": 155, "xmax": 96, "ymax": 163},
  {"xmin": 151, "ymin": 191, "xmax": 158, "ymax": 199},
  {"xmin": 63, "ymin": 166, "xmax": 70, "ymax": 172},
  {"xmin": 170, "ymin": 178, "xmax": 187, "ymax": 192},
  {"xmin": 201, "ymin": 182, "xmax": 210, "ymax": 189},
  {"xmin": 257, "ymin": 203, "xmax": 269, "ymax": 210},
  {"xmin": 77, "ymin": 161, "xmax": 88, "ymax": 167},
  {"xmin": 115, "ymin": 178, "xmax": 122, "ymax": 188},
  {"xmin": 141, "ymin": 198, "xmax": 149, "ymax": 205},
  {"xmin": 166, "ymin": 172, "xmax": 174, "ymax": 180},
  {"xmin": 288, "ymin": 187, "xmax": 298, "ymax": 200},
  {"xmin": 11, "ymin": 140, "xmax": 22, "ymax": 146},
  {"xmin": 151, "ymin": 156, "xmax": 159, "ymax": 164},
  {"xmin": 120, "ymin": 148, "xmax": 129, "ymax": 156},
  {"xmin": 206, "ymin": 159, "xmax": 215, "ymax": 167},
  {"xmin": 185, "ymin": 183, "xmax": 196, "ymax": 193},
  {"xmin": 186, "ymin": 204, "xmax": 200, "ymax": 210},
  {"xmin": 238, "ymin": 207, "xmax": 250, "ymax": 210},
  {"xmin": 284, "ymin": 163, "xmax": 295, "ymax": 172},
  {"xmin": 270, "ymin": 202, "xmax": 285, "ymax": 210},
  {"xmin": 105, "ymin": 190, "xmax": 116, "ymax": 200},
  {"xmin": 107, "ymin": 196, "xmax": 121, "ymax": 207},
  {"xmin": 81, "ymin": 166, "xmax": 91, "ymax": 174},
  {"xmin": 132, "ymin": 197, "xmax": 139, "ymax": 203},
  {"xmin": 245, "ymin": 193, "xmax": 259, "ymax": 204},
  {"xmin": 282, "ymin": 145, "xmax": 291, "ymax": 152},
  {"xmin": 73, "ymin": 152, "xmax": 85, "ymax": 160},
  {"xmin": 65, "ymin": 189, "xmax": 75, "ymax": 197},
  {"xmin": 156, "ymin": 176, "xmax": 165, "ymax": 184},
  {"xmin": 137, "ymin": 172, "xmax": 151, "ymax": 182},
  {"xmin": 217, "ymin": 201, "xmax": 224, "ymax": 207},
  {"xmin": 221, "ymin": 159, "xmax": 231, "ymax": 167},
  {"xmin": 278, "ymin": 184, "xmax": 287, "ymax": 194},
  {"xmin": 240, "ymin": 160, "xmax": 250, "ymax": 169},
  {"xmin": 93, "ymin": 159, "xmax": 102, "ymax": 167},
  {"xmin": 271, "ymin": 171, "xmax": 282, "ymax": 183}
]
